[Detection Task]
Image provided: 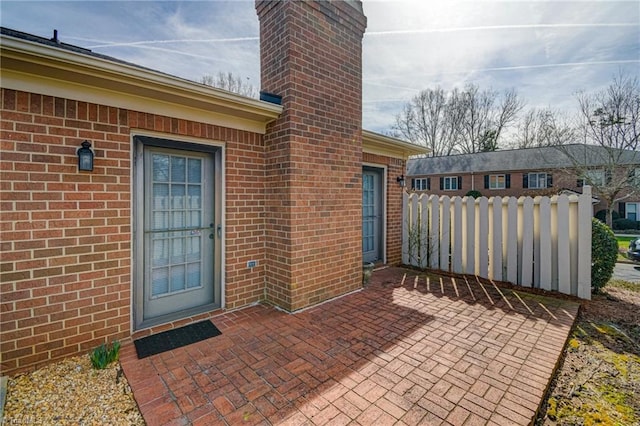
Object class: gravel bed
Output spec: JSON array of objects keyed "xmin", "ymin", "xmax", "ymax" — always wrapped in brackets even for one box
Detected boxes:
[{"xmin": 3, "ymin": 355, "xmax": 144, "ymax": 425}]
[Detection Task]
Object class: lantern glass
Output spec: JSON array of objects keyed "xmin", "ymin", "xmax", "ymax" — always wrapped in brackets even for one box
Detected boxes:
[{"xmin": 78, "ymin": 141, "xmax": 94, "ymax": 171}]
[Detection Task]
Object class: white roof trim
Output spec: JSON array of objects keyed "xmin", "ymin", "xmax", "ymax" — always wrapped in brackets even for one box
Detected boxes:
[
  {"xmin": 363, "ymin": 130, "xmax": 429, "ymax": 160},
  {"xmin": 1, "ymin": 34, "xmax": 282, "ymax": 134}
]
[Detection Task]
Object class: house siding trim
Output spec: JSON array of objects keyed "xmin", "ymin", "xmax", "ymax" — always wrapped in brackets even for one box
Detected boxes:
[
  {"xmin": 1, "ymin": 35, "xmax": 282, "ymax": 134},
  {"xmin": 362, "ymin": 130, "xmax": 428, "ymax": 160}
]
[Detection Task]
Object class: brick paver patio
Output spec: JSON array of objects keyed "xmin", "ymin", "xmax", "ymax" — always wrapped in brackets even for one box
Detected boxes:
[{"xmin": 120, "ymin": 267, "xmax": 580, "ymax": 425}]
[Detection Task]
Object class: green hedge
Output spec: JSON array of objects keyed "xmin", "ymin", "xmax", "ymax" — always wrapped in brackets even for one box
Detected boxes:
[
  {"xmin": 591, "ymin": 218, "xmax": 618, "ymax": 294},
  {"xmin": 465, "ymin": 190, "xmax": 482, "ymax": 199},
  {"xmin": 613, "ymin": 218, "xmax": 640, "ymax": 230}
]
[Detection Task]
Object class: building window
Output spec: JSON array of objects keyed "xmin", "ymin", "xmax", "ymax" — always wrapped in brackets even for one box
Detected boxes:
[
  {"xmin": 412, "ymin": 178, "xmax": 430, "ymax": 191},
  {"xmin": 526, "ymin": 172, "xmax": 549, "ymax": 189},
  {"xmin": 631, "ymin": 168, "xmax": 640, "ymax": 186},
  {"xmin": 441, "ymin": 176, "xmax": 461, "ymax": 191},
  {"xmin": 579, "ymin": 169, "xmax": 605, "ymax": 187},
  {"xmin": 489, "ymin": 174, "xmax": 505, "ymax": 189},
  {"xmin": 484, "ymin": 174, "xmax": 511, "ymax": 190},
  {"xmin": 627, "ymin": 203, "xmax": 639, "ymax": 221}
]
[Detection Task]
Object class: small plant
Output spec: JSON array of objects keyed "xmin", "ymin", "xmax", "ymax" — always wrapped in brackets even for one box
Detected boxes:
[
  {"xmin": 591, "ymin": 218, "xmax": 618, "ymax": 294},
  {"xmin": 465, "ymin": 190, "xmax": 482, "ymax": 199},
  {"xmin": 90, "ymin": 341, "xmax": 120, "ymax": 370}
]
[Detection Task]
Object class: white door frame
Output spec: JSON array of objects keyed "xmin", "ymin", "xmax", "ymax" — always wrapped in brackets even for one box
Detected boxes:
[
  {"xmin": 131, "ymin": 132, "xmax": 225, "ymax": 331},
  {"xmin": 363, "ymin": 163, "xmax": 387, "ymax": 264}
]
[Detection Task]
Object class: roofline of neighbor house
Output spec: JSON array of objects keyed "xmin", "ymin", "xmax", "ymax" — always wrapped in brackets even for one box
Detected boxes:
[
  {"xmin": 362, "ymin": 130, "xmax": 430, "ymax": 160},
  {"xmin": 407, "ymin": 144, "xmax": 640, "ymax": 175},
  {"xmin": 0, "ymin": 28, "xmax": 283, "ymax": 134}
]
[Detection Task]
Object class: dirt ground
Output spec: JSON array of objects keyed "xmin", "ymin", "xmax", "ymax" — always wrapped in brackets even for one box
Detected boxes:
[{"xmin": 536, "ymin": 279, "xmax": 640, "ymax": 425}]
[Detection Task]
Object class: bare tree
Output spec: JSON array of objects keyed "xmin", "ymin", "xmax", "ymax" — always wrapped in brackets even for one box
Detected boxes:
[
  {"xmin": 578, "ymin": 72, "xmax": 639, "ymax": 152},
  {"xmin": 553, "ymin": 72, "xmax": 640, "ymax": 226},
  {"xmin": 200, "ymin": 72, "xmax": 258, "ymax": 98},
  {"xmin": 392, "ymin": 87, "xmax": 460, "ymax": 156},
  {"xmin": 455, "ymin": 85, "xmax": 523, "ymax": 153},
  {"xmin": 393, "ymin": 84, "xmax": 524, "ymax": 155},
  {"xmin": 514, "ymin": 108, "xmax": 575, "ymax": 148}
]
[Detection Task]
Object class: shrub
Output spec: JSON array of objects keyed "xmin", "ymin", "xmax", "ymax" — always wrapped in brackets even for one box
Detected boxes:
[
  {"xmin": 594, "ymin": 209, "xmax": 619, "ymax": 223},
  {"xmin": 591, "ymin": 218, "xmax": 618, "ymax": 294},
  {"xmin": 90, "ymin": 341, "xmax": 121, "ymax": 369},
  {"xmin": 465, "ymin": 190, "xmax": 482, "ymax": 199},
  {"xmin": 612, "ymin": 218, "xmax": 639, "ymax": 230}
]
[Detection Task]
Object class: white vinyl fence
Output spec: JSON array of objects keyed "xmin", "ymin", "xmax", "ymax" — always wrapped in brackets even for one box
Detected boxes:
[{"xmin": 402, "ymin": 186, "xmax": 592, "ymax": 299}]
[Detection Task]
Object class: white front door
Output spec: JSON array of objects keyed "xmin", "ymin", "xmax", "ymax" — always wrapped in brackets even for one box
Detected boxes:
[{"xmin": 134, "ymin": 138, "xmax": 221, "ymax": 329}]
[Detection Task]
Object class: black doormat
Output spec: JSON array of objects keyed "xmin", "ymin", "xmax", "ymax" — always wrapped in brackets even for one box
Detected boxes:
[{"xmin": 134, "ymin": 320, "xmax": 221, "ymax": 359}]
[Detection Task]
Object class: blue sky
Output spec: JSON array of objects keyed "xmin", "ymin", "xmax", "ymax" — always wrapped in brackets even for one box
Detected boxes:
[{"xmin": 1, "ymin": 1, "xmax": 638, "ymax": 134}]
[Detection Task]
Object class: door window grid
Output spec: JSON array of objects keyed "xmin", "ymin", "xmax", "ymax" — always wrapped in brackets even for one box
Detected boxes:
[
  {"xmin": 362, "ymin": 174, "xmax": 375, "ymax": 252},
  {"xmin": 150, "ymin": 154, "xmax": 204, "ymax": 298}
]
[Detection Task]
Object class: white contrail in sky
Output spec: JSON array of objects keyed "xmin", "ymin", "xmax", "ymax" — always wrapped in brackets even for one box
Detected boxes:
[
  {"xmin": 67, "ymin": 22, "xmax": 637, "ymax": 49},
  {"xmin": 366, "ymin": 22, "xmax": 638, "ymax": 36},
  {"xmin": 468, "ymin": 59, "xmax": 640, "ymax": 73},
  {"xmin": 68, "ymin": 36, "xmax": 259, "ymax": 49}
]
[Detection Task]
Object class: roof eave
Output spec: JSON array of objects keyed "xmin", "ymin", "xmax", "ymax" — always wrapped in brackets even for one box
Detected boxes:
[
  {"xmin": 362, "ymin": 130, "xmax": 429, "ymax": 160},
  {"xmin": 0, "ymin": 34, "xmax": 282, "ymax": 133}
]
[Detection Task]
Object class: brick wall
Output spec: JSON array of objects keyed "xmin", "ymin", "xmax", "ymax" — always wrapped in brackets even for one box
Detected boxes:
[
  {"xmin": 0, "ymin": 88, "xmax": 266, "ymax": 374},
  {"xmin": 409, "ymin": 169, "xmax": 640, "ymax": 215},
  {"xmin": 257, "ymin": 0, "xmax": 368, "ymax": 311}
]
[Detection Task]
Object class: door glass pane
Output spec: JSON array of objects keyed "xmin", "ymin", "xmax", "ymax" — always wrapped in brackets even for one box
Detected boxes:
[
  {"xmin": 187, "ymin": 262, "xmax": 201, "ymax": 289},
  {"xmin": 153, "ymin": 239, "xmax": 169, "ymax": 267},
  {"xmin": 152, "ymin": 268, "xmax": 169, "ymax": 296},
  {"xmin": 363, "ymin": 174, "xmax": 374, "ymax": 252},
  {"xmin": 188, "ymin": 185, "xmax": 201, "ymax": 208},
  {"xmin": 170, "ymin": 265, "xmax": 186, "ymax": 292},
  {"xmin": 171, "ymin": 156, "xmax": 186, "ymax": 183},
  {"xmin": 188, "ymin": 158, "xmax": 202, "ymax": 183},
  {"xmin": 148, "ymin": 152, "xmax": 205, "ymax": 299},
  {"xmin": 171, "ymin": 237, "xmax": 185, "ymax": 264},
  {"xmin": 153, "ymin": 155, "xmax": 169, "ymax": 182},
  {"xmin": 187, "ymin": 185, "xmax": 202, "ymax": 228},
  {"xmin": 153, "ymin": 183, "xmax": 169, "ymax": 213},
  {"xmin": 186, "ymin": 235, "xmax": 201, "ymax": 262},
  {"xmin": 171, "ymin": 184, "xmax": 185, "ymax": 209}
]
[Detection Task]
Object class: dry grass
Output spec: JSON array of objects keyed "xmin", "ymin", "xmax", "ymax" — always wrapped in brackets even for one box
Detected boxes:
[{"xmin": 536, "ymin": 279, "xmax": 640, "ymax": 425}]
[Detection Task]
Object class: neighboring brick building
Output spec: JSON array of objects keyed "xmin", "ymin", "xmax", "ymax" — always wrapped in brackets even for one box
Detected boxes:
[
  {"xmin": 0, "ymin": 0, "xmax": 427, "ymax": 374},
  {"xmin": 407, "ymin": 144, "xmax": 640, "ymax": 218}
]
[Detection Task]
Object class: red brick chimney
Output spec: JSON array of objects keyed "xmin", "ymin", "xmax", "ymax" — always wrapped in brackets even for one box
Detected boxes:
[{"xmin": 256, "ymin": 0, "xmax": 367, "ymax": 311}]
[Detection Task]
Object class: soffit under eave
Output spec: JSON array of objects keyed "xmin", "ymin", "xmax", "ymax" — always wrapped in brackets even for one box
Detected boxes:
[
  {"xmin": 363, "ymin": 137, "xmax": 430, "ymax": 160},
  {"xmin": 1, "ymin": 42, "xmax": 282, "ymax": 129}
]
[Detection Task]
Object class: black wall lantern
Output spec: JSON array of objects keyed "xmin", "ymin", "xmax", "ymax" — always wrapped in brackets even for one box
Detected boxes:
[
  {"xmin": 77, "ymin": 140, "xmax": 94, "ymax": 171},
  {"xmin": 396, "ymin": 174, "xmax": 406, "ymax": 188}
]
